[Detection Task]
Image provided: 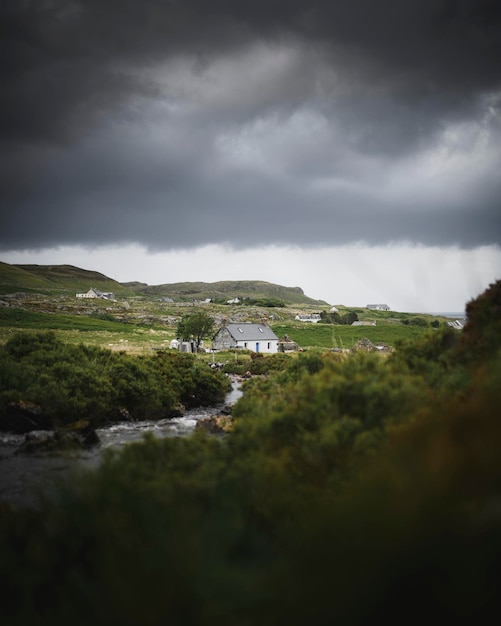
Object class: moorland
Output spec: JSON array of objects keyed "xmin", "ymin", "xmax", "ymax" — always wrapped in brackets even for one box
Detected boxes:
[
  {"xmin": 0, "ymin": 260, "xmax": 457, "ymax": 353},
  {"xmin": 1, "ymin": 260, "xmax": 499, "ymax": 625}
]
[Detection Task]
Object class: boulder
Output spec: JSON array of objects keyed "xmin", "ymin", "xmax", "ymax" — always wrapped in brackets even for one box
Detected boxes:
[
  {"xmin": 16, "ymin": 421, "xmax": 100, "ymax": 454},
  {"xmin": 195, "ymin": 415, "xmax": 233, "ymax": 434},
  {"xmin": 355, "ymin": 338, "xmax": 376, "ymax": 352},
  {"xmin": 0, "ymin": 401, "xmax": 52, "ymax": 434},
  {"xmin": 354, "ymin": 338, "xmax": 393, "ymax": 354},
  {"xmin": 169, "ymin": 403, "xmax": 186, "ymax": 418},
  {"xmin": 116, "ymin": 406, "xmax": 133, "ymax": 421},
  {"xmin": 374, "ymin": 342, "xmax": 393, "ymax": 353}
]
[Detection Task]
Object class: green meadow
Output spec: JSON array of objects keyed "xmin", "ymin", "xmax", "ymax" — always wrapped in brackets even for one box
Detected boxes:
[
  {"xmin": 271, "ymin": 321, "xmax": 438, "ymax": 349},
  {"xmin": 0, "ymin": 306, "xmax": 446, "ymax": 352},
  {"xmin": 0, "ymin": 308, "xmax": 175, "ymax": 352}
]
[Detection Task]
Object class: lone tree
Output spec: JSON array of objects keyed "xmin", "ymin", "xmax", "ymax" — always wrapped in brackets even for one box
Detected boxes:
[{"xmin": 176, "ymin": 311, "xmax": 215, "ymax": 349}]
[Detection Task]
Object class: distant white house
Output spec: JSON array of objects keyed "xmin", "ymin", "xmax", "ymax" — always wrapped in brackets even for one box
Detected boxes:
[
  {"xmin": 295, "ymin": 314, "xmax": 321, "ymax": 323},
  {"xmin": 447, "ymin": 319, "xmax": 464, "ymax": 330},
  {"xmin": 76, "ymin": 288, "xmax": 115, "ymax": 300},
  {"xmin": 352, "ymin": 321, "xmax": 376, "ymax": 326},
  {"xmin": 226, "ymin": 297, "xmax": 240, "ymax": 304},
  {"xmin": 366, "ymin": 304, "xmax": 390, "ymax": 311},
  {"xmin": 330, "ymin": 306, "xmax": 339, "ymax": 313},
  {"xmin": 212, "ymin": 323, "xmax": 279, "ymax": 353}
]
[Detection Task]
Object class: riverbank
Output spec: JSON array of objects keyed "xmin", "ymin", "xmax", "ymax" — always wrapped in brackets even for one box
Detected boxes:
[{"xmin": 0, "ymin": 379, "xmax": 243, "ymax": 508}]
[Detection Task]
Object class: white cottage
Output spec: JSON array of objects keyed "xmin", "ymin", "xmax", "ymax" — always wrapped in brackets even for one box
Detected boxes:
[
  {"xmin": 76, "ymin": 288, "xmax": 115, "ymax": 300},
  {"xmin": 212, "ymin": 323, "xmax": 279, "ymax": 353}
]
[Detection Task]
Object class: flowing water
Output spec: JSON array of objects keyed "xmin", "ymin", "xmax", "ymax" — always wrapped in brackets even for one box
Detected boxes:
[{"xmin": 0, "ymin": 380, "xmax": 243, "ymax": 508}]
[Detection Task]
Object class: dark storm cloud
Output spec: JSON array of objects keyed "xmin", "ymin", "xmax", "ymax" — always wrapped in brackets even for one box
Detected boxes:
[{"xmin": 1, "ymin": 0, "xmax": 501, "ymax": 251}]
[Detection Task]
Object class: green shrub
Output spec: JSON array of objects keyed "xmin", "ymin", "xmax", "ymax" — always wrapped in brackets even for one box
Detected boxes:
[
  {"xmin": 457, "ymin": 279, "xmax": 501, "ymax": 363},
  {"xmin": 0, "ymin": 333, "xmax": 230, "ymax": 427}
]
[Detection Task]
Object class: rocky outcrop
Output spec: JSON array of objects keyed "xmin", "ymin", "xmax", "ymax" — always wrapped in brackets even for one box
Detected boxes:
[
  {"xmin": 355, "ymin": 338, "xmax": 376, "ymax": 352},
  {"xmin": 195, "ymin": 415, "xmax": 233, "ymax": 434},
  {"xmin": 0, "ymin": 401, "xmax": 52, "ymax": 434},
  {"xmin": 278, "ymin": 334, "xmax": 299, "ymax": 352},
  {"xmin": 355, "ymin": 338, "xmax": 393, "ymax": 353},
  {"xmin": 169, "ymin": 403, "xmax": 186, "ymax": 418},
  {"xmin": 196, "ymin": 401, "xmax": 235, "ymax": 434},
  {"xmin": 374, "ymin": 342, "xmax": 393, "ymax": 353}
]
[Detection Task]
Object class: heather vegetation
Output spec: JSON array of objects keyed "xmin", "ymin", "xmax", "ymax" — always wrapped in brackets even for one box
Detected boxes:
[
  {"xmin": 0, "ymin": 281, "xmax": 500, "ymax": 624},
  {"xmin": 319, "ymin": 308, "xmax": 359, "ymax": 324},
  {"xmin": 0, "ymin": 332, "xmax": 230, "ymax": 428}
]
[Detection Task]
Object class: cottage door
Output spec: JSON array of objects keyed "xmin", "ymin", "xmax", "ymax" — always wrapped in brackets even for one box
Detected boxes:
[{"xmin": 255, "ymin": 342, "xmax": 260, "ymax": 352}]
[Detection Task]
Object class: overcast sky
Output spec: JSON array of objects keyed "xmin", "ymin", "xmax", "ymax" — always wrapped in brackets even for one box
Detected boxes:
[{"xmin": 1, "ymin": 1, "xmax": 500, "ymax": 311}]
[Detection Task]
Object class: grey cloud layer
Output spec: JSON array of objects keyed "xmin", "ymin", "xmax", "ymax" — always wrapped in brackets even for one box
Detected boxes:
[{"xmin": 1, "ymin": 0, "xmax": 500, "ymax": 250}]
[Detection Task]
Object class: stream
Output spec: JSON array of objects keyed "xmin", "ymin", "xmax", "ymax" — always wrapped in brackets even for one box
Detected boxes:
[{"xmin": 0, "ymin": 379, "xmax": 243, "ymax": 508}]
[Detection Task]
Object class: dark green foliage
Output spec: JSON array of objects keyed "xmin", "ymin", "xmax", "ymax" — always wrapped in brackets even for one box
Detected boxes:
[
  {"xmin": 240, "ymin": 297, "xmax": 286, "ymax": 307},
  {"xmin": 408, "ymin": 316, "xmax": 429, "ymax": 326},
  {"xmin": 89, "ymin": 310, "xmax": 121, "ymax": 323},
  {"xmin": 1, "ymin": 283, "xmax": 500, "ymax": 624},
  {"xmin": 390, "ymin": 327, "xmax": 461, "ymax": 386},
  {"xmin": 457, "ymin": 279, "xmax": 501, "ymax": 362},
  {"xmin": 401, "ymin": 316, "xmax": 429, "ymax": 326},
  {"xmin": 320, "ymin": 310, "xmax": 359, "ymax": 324},
  {"xmin": 176, "ymin": 311, "xmax": 215, "ymax": 347},
  {"xmin": 1, "ymin": 358, "xmax": 500, "ymax": 624},
  {"xmin": 340, "ymin": 310, "xmax": 359, "ymax": 325},
  {"xmin": 231, "ymin": 351, "xmax": 428, "ymax": 488},
  {"xmin": 221, "ymin": 351, "xmax": 292, "ymax": 375},
  {"xmin": 0, "ymin": 333, "xmax": 229, "ymax": 427}
]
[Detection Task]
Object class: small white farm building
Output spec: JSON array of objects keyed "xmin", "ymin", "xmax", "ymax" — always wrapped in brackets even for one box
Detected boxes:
[
  {"xmin": 295, "ymin": 314, "xmax": 321, "ymax": 323},
  {"xmin": 212, "ymin": 323, "xmax": 279, "ymax": 353},
  {"xmin": 76, "ymin": 288, "xmax": 115, "ymax": 300}
]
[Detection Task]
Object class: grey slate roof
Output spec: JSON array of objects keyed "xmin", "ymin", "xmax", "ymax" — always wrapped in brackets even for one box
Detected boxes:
[{"xmin": 224, "ymin": 323, "xmax": 278, "ymax": 341}]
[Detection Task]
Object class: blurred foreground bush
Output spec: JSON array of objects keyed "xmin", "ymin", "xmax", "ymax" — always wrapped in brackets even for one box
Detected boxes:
[{"xmin": 0, "ymin": 281, "xmax": 500, "ymax": 624}]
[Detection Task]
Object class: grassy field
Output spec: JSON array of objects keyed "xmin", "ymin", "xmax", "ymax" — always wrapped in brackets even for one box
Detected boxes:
[
  {"xmin": 0, "ymin": 304, "xmax": 446, "ymax": 352},
  {"xmin": 0, "ymin": 307, "xmax": 135, "ymax": 332},
  {"xmin": 0, "ymin": 260, "xmax": 456, "ymax": 353},
  {"xmin": 0, "ymin": 308, "xmax": 176, "ymax": 352},
  {"xmin": 0, "ymin": 289, "xmax": 451, "ymax": 353},
  {"xmin": 271, "ymin": 322, "xmax": 436, "ymax": 349}
]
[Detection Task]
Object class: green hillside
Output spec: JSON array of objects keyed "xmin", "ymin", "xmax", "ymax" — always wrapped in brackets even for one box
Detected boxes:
[
  {"xmin": 0, "ymin": 262, "xmax": 56, "ymax": 292},
  {"xmin": 0, "ymin": 262, "xmax": 326, "ymax": 305},
  {"xmin": 0, "ymin": 262, "xmax": 128, "ymax": 295},
  {"xmin": 132, "ymin": 280, "xmax": 328, "ymax": 305}
]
